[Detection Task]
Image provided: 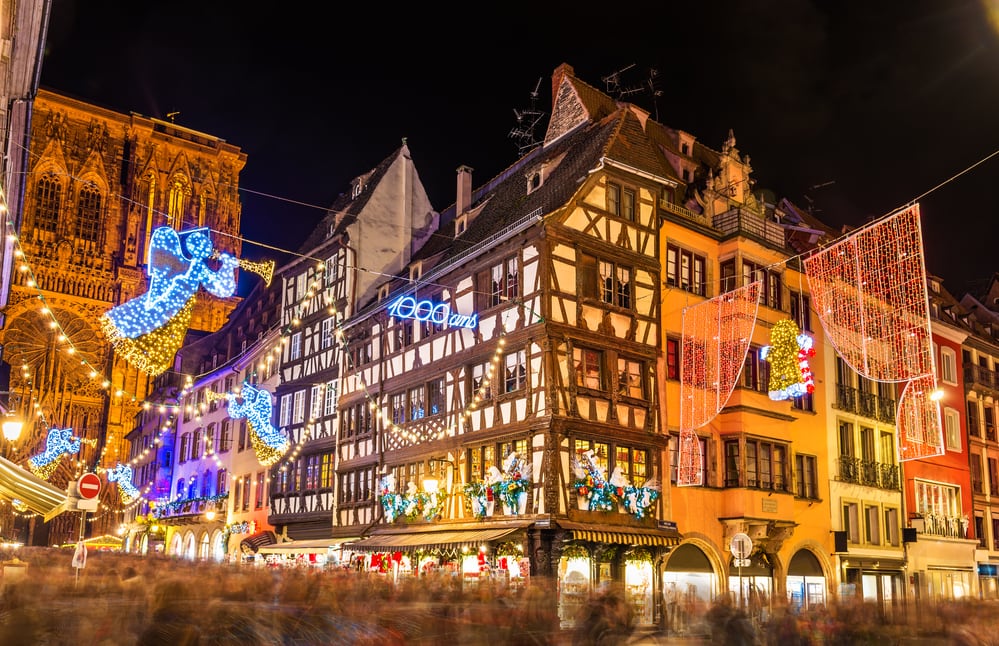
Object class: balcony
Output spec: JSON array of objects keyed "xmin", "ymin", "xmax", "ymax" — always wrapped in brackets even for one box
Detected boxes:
[
  {"xmin": 835, "ymin": 384, "xmax": 895, "ymax": 423},
  {"xmin": 965, "ymin": 364, "xmax": 999, "ymax": 395},
  {"xmin": 912, "ymin": 513, "xmax": 968, "ymax": 539},
  {"xmin": 838, "ymin": 456, "xmax": 900, "ymax": 490},
  {"xmin": 713, "ymin": 208, "xmax": 786, "ymax": 249},
  {"xmin": 659, "ymin": 199, "xmax": 711, "ymax": 227}
]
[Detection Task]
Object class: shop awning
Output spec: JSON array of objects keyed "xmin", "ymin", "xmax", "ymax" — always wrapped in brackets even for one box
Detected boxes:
[
  {"xmin": 257, "ymin": 537, "xmax": 360, "ymax": 554},
  {"xmin": 560, "ymin": 522, "xmax": 682, "ymax": 547},
  {"xmin": 347, "ymin": 527, "xmax": 524, "ymax": 553},
  {"xmin": 0, "ymin": 456, "xmax": 68, "ymax": 521},
  {"xmin": 239, "ymin": 530, "xmax": 277, "ymax": 554}
]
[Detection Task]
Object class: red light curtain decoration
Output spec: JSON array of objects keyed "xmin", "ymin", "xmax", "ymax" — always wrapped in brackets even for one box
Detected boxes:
[
  {"xmin": 803, "ymin": 204, "xmax": 942, "ymax": 461},
  {"xmin": 676, "ymin": 281, "xmax": 761, "ymax": 486}
]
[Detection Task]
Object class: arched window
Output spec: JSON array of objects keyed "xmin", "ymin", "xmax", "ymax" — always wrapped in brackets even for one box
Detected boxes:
[
  {"xmin": 75, "ymin": 183, "xmax": 102, "ymax": 241},
  {"xmin": 34, "ymin": 173, "xmax": 62, "ymax": 232},
  {"xmin": 167, "ymin": 175, "xmax": 191, "ymax": 228}
]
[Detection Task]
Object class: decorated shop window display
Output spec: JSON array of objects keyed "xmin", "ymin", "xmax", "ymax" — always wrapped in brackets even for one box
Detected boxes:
[
  {"xmin": 463, "ymin": 480, "xmax": 495, "ymax": 518},
  {"xmin": 379, "ymin": 474, "xmax": 444, "ymax": 522},
  {"xmin": 464, "ymin": 452, "xmax": 531, "ymax": 518},
  {"xmin": 572, "ymin": 450, "xmax": 660, "ymax": 518}
]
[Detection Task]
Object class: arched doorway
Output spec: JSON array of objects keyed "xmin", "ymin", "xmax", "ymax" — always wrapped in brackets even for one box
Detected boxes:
[
  {"xmin": 786, "ymin": 549, "xmax": 827, "ymax": 611},
  {"xmin": 728, "ymin": 551, "xmax": 772, "ymax": 622},
  {"xmin": 663, "ymin": 544, "xmax": 717, "ymax": 635}
]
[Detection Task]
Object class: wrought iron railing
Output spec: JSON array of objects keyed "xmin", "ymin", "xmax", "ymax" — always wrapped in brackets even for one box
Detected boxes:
[{"xmin": 838, "ymin": 456, "xmax": 899, "ymax": 490}]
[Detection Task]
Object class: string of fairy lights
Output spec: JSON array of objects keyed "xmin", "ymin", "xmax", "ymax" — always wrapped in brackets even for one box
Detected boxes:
[{"xmin": 3, "ymin": 131, "xmax": 993, "ymax": 528}]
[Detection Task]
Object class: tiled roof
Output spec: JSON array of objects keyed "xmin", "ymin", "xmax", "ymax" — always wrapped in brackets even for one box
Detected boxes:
[{"xmin": 296, "ymin": 144, "xmax": 408, "ymax": 253}]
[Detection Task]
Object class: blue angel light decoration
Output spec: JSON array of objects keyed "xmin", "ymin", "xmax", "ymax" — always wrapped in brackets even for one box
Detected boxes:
[
  {"xmin": 106, "ymin": 463, "xmax": 140, "ymax": 504},
  {"xmin": 100, "ymin": 226, "xmax": 240, "ymax": 376},
  {"xmin": 28, "ymin": 427, "xmax": 81, "ymax": 479},
  {"xmin": 225, "ymin": 382, "xmax": 289, "ymax": 466}
]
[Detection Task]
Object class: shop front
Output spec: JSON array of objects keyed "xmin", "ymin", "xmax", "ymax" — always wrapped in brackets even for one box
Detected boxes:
[
  {"xmin": 555, "ymin": 522, "xmax": 681, "ymax": 629},
  {"xmin": 786, "ymin": 549, "xmax": 828, "ymax": 612},
  {"xmin": 256, "ymin": 537, "xmax": 361, "ymax": 569},
  {"xmin": 662, "ymin": 543, "xmax": 718, "ymax": 635},
  {"xmin": 347, "ymin": 521, "xmax": 532, "ymax": 586}
]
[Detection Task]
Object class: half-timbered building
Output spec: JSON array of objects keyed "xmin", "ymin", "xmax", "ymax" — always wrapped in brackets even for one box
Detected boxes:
[{"xmin": 269, "ymin": 142, "xmax": 437, "ymax": 545}]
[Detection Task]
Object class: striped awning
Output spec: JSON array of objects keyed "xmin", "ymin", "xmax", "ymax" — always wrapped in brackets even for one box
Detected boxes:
[
  {"xmin": 560, "ymin": 522, "xmax": 681, "ymax": 547},
  {"xmin": 257, "ymin": 537, "xmax": 360, "ymax": 554},
  {"xmin": 0, "ymin": 455, "xmax": 67, "ymax": 521},
  {"xmin": 239, "ymin": 530, "xmax": 277, "ymax": 554},
  {"xmin": 347, "ymin": 527, "xmax": 523, "ymax": 553}
]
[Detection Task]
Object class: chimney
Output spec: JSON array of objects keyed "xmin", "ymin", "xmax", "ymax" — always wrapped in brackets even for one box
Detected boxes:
[
  {"xmin": 552, "ymin": 63, "xmax": 574, "ymax": 110},
  {"xmin": 456, "ymin": 165, "xmax": 473, "ymax": 215}
]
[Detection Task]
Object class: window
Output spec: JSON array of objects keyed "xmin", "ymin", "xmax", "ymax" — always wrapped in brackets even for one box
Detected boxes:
[
  {"xmin": 744, "ymin": 439, "xmax": 787, "ymax": 491},
  {"xmin": 838, "ymin": 421, "xmax": 855, "ymax": 457},
  {"xmin": 940, "ymin": 347, "xmax": 957, "ymax": 384},
  {"xmin": 179, "ymin": 433, "xmax": 190, "ymax": 464},
  {"xmin": 669, "ymin": 434, "xmax": 707, "ymax": 485},
  {"xmin": 289, "ymin": 332, "xmax": 302, "ymax": 361},
  {"xmin": 884, "ymin": 507, "xmax": 900, "ymax": 546},
  {"xmin": 322, "ymin": 318, "xmax": 334, "ymax": 349},
  {"xmin": 238, "ymin": 421, "xmax": 248, "ymax": 452},
  {"xmin": 490, "ymin": 257, "xmax": 520, "ymax": 307},
  {"xmin": 391, "ymin": 392, "xmax": 406, "ymax": 424},
  {"xmin": 310, "ymin": 385, "xmax": 323, "ymax": 421},
  {"xmin": 618, "ymin": 358, "xmax": 644, "ymax": 399},
  {"xmin": 865, "ymin": 504, "xmax": 881, "ymax": 545},
  {"xmin": 219, "ymin": 420, "xmax": 232, "ymax": 452},
  {"xmin": 75, "ymin": 183, "xmax": 102, "ymax": 242},
  {"xmin": 665, "ymin": 337, "xmax": 680, "ymax": 380},
  {"xmin": 324, "ymin": 380, "xmax": 338, "ymax": 417},
  {"xmin": 573, "ymin": 439, "xmax": 648, "ymax": 486},
  {"xmin": 914, "ymin": 479, "xmax": 961, "ymax": 517},
  {"xmin": 201, "ymin": 470, "xmax": 212, "ymax": 497},
  {"xmin": 216, "ymin": 469, "xmax": 227, "ymax": 496},
  {"xmin": 255, "ymin": 472, "xmax": 266, "ymax": 509},
  {"xmin": 34, "ymin": 173, "xmax": 62, "ymax": 233},
  {"xmin": 967, "ymin": 401, "xmax": 981, "ymax": 437},
  {"xmin": 408, "ymin": 385, "xmax": 425, "ymax": 420},
  {"xmin": 791, "ymin": 392, "xmax": 814, "ymax": 412},
  {"xmin": 574, "ymin": 347, "xmax": 603, "ymax": 390},
  {"xmin": 622, "ymin": 188, "xmax": 635, "ymax": 221},
  {"xmin": 427, "ymin": 378, "xmax": 445, "ymax": 416},
  {"xmin": 471, "ymin": 362, "xmax": 494, "ymax": 402},
  {"xmin": 944, "ymin": 407, "xmax": 961, "ymax": 451},
  {"xmin": 280, "ymin": 394, "xmax": 292, "ymax": 427},
  {"xmin": 666, "ymin": 244, "xmax": 706, "ymax": 296},
  {"xmin": 292, "ymin": 390, "xmax": 305, "ymax": 423},
  {"xmin": 738, "ymin": 260, "xmax": 782, "ymax": 309},
  {"xmin": 580, "ymin": 253, "xmax": 633, "ymax": 308},
  {"xmin": 795, "ymin": 454, "xmax": 818, "ymax": 499},
  {"xmin": 305, "ymin": 455, "xmax": 319, "ymax": 490},
  {"xmin": 504, "ymin": 350, "xmax": 527, "ymax": 393},
  {"xmin": 741, "ymin": 346, "xmax": 770, "ymax": 393},
  {"xmin": 843, "ymin": 501, "xmax": 860, "ymax": 543},
  {"xmin": 789, "ymin": 291, "xmax": 811, "ymax": 332},
  {"xmin": 607, "ymin": 182, "xmax": 620, "ymax": 216},
  {"xmin": 241, "ymin": 474, "xmax": 251, "ymax": 511}
]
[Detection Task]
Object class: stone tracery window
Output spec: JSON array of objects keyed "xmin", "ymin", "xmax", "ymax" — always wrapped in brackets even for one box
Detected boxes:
[
  {"xmin": 75, "ymin": 183, "xmax": 102, "ymax": 241},
  {"xmin": 34, "ymin": 172, "xmax": 62, "ymax": 233}
]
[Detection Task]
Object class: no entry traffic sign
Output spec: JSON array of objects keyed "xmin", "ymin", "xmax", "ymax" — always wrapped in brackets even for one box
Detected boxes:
[{"xmin": 77, "ymin": 472, "xmax": 101, "ymax": 500}]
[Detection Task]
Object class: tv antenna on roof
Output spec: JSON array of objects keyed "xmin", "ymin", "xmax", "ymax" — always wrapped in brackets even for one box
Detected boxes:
[
  {"xmin": 602, "ymin": 64, "xmax": 644, "ymax": 99},
  {"xmin": 508, "ymin": 77, "xmax": 546, "ymax": 155}
]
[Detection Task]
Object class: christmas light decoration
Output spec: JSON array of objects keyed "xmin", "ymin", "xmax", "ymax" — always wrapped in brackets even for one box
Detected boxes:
[
  {"xmin": 386, "ymin": 295, "xmax": 478, "ymax": 329},
  {"xmin": 100, "ymin": 226, "xmax": 240, "ymax": 376},
  {"xmin": 225, "ymin": 382, "xmax": 289, "ymax": 466},
  {"xmin": 804, "ymin": 204, "xmax": 941, "ymax": 460},
  {"xmin": 677, "ymin": 281, "xmax": 761, "ymax": 486},
  {"xmin": 761, "ymin": 319, "xmax": 816, "ymax": 400},
  {"xmin": 27, "ymin": 427, "xmax": 81, "ymax": 479},
  {"xmin": 106, "ymin": 463, "xmax": 140, "ymax": 504}
]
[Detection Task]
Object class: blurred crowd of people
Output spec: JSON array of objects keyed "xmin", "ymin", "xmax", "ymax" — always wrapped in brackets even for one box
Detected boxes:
[{"xmin": 0, "ymin": 547, "xmax": 998, "ymax": 645}]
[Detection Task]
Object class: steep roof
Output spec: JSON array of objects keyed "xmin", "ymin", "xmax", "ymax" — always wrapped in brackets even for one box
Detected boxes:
[{"xmin": 297, "ymin": 143, "xmax": 410, "ymax": 253}]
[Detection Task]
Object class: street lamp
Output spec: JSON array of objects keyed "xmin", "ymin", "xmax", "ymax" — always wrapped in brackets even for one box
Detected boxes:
[{"xmin": 1, "ymin": 412, "xmax": 22, "ymax": 459}]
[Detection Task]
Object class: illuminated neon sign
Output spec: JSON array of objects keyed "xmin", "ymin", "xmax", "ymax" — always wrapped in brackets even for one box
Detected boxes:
[{"xmin": 387, "ymin": 295, "xmax": 478, "ymax": 329}]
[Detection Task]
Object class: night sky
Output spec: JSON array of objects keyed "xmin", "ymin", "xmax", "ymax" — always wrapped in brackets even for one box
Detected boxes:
[{"xmin": 39, "ymin": 0, "xmax": 999, "ymax": 296}]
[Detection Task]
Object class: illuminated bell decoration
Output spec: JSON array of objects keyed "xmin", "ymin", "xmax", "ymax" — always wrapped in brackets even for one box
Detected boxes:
[
  {"xmin": 100, "ymin": 226, "xmax": 239, "ymax": 376},
  {"xmin": 226, "ymin": 382, "xmax": 289, "ymax": 466},
  {"xmin": 107, "ymin": 462, "xmax": 140, "ymax": 504},
  {"xmin": 762, "ymin": 319, "xmax": 816, "ymax": 401},
  {"xmin": 28, "ymin": 427, "xmax": 82, "ymax": 479}
]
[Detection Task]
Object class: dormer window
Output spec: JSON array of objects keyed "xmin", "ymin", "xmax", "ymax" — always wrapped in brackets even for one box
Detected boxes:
[
  {"xmin": 352, "ymin": 182, "xmax": 364, "ymax": 199},
  {"xmin": 528, "ymin": 171, "xmax": 542, "ymax": 193},
  {"xmin": 455, "ymin": 214, "xmax": 468, "ymax": 236},
  {"xmin": 378, "ymin": 285, "xmax": 390, "ymax": 302},
  {"xmin": 409, "ymin": 262, "xmax": 422, "ymax": 281}
]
